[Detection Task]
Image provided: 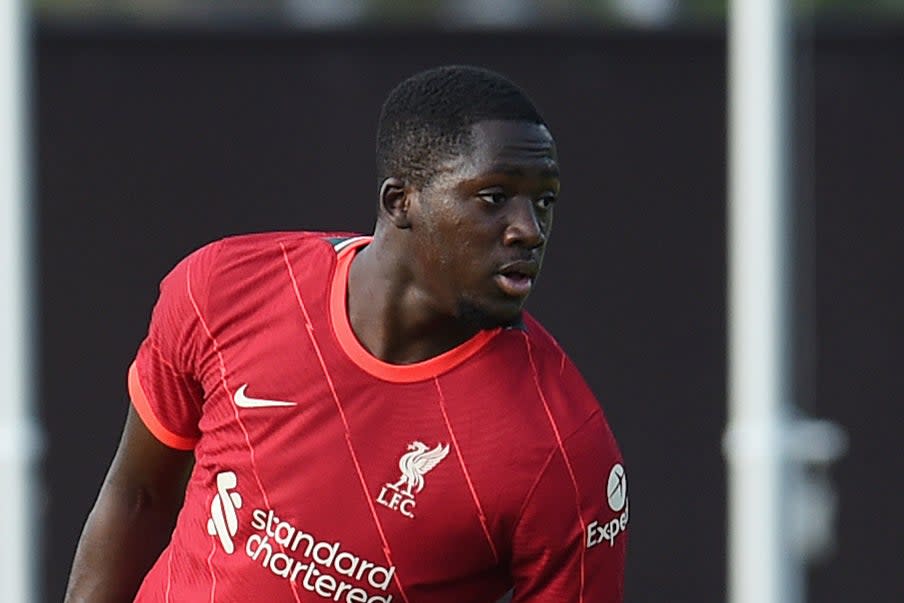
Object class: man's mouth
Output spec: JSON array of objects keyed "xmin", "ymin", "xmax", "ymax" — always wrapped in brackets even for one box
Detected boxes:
[{"xmin": 495, "ymin": 260, "xmax": 539, "ymax": 298}]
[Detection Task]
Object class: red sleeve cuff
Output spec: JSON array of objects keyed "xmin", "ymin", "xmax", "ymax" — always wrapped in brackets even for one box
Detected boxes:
[{"xmin": 128, "ymin": 361, "xmax": 199, "ymax": 451}]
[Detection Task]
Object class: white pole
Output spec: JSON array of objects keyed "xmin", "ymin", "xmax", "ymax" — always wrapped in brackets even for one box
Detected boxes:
[
  {"xmin": 0, "ymin": 0, "xmax": 37, "ymax": 601},
  {"xmin": 726, "ymin": 1, "xmax": 799, "ymax": 603}
]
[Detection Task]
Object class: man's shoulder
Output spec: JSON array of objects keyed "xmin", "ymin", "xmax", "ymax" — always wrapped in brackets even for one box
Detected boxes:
[
  {"xmin": 211, "ymin": 230, "xmax": 361, "ymax": 254},
  {"xmin": 161, "ymin": 230, "xmax": 361, "ymax": 297},
  {"xmin": 513, "ymin": 312, "xmax": 604, "ymax": 425},
  {"xmin": 180, "ymin": 230, "xmax": 360, "ymax": 268},
  {"xmin": 517, "ymin": 312, "xmax": 566, "ymax": 363}
]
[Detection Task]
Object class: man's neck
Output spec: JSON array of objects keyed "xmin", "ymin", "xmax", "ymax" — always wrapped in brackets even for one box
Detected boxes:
[{"xmin": 346, "ymin": 236, "xmax": 480, "ymax": 365}]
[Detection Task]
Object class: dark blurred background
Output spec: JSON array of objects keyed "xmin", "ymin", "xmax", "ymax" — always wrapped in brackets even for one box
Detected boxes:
[{"xmin": 36, "ymin": 1, "xmax": 903, "ymax": 601}]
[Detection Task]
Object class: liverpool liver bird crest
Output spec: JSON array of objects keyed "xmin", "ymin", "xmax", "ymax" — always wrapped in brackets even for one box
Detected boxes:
[{"xmin": 389, "ymin": 441, "xmax": 450, "ymax": 497}]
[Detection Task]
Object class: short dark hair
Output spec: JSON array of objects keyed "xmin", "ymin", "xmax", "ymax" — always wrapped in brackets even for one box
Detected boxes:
[{"xmin": 376, "ymin": 65, "xmax": 547, "ymax": 187}]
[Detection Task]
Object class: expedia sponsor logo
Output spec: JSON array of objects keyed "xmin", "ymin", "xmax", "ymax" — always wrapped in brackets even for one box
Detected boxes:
[{"xmin": 587, "ymin": 463, "xmax": 629, "ymax": 549}]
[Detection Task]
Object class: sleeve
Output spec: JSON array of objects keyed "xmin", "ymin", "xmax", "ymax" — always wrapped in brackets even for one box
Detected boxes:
[
  {"xmin": 128, "ymin": 242, "xmax": 221, "ymax": 450},
  {"xmin": 510, "ymin": 411, "xmax": 628, "ymax": 603}
]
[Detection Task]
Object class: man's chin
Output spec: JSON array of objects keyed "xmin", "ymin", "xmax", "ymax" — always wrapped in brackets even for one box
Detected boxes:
[{"xmin": 456, "ymin": 299, "xmax": 523, "ymax": 330}]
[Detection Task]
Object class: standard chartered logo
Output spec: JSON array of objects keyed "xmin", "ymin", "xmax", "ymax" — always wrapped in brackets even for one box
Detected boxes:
[
  {"xmin": 203, "ymin": 469, "xmax": 397, "ymax": 602},
  {"xmin": 208, "ymin": 471, "xmax": 243, "ymax": 554},
  {"xmin": 246, "ymin": 510, "xmax": 396, "ymax": 602},
  {"xmin": 587, "ymin": 463, "xmax": 629, "ymax": 549}
]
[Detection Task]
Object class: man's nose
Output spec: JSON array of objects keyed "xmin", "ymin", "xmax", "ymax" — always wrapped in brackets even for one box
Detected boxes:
[{"xmin": 502, "ymin": 197, "xmax": 546, "ymax": 249}]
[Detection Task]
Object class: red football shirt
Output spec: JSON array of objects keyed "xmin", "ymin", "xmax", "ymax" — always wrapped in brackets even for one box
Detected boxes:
[{"xmin": 129, "ymin": 232, "xmax": 627, "ymax": 603}]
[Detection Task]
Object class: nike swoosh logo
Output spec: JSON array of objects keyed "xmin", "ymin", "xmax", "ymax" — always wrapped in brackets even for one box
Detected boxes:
[{"xmin": 233, "ymin": 384, "xmax": 297, "ymax": 409}]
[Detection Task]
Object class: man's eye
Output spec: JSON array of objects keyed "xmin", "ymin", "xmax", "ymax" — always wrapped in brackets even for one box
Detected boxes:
[
  {"xmin": 478, "ymin": 192, "xmax": 507, "ymax": 205},
  {"xmin": 536, "ymin": 195, "xmax": 557, "ymax": 210}
]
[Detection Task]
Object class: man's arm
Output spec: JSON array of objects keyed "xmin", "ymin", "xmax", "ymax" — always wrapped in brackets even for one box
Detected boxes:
[
  {"xmin": 65, "ymin": 406, "xmax": 193, "ymax": 602},
  {"xmin": 510, "ymin": 412, "xmax": 627, "ymax": 602}
]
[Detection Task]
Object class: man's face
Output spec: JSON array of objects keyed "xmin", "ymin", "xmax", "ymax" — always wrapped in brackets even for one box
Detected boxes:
[{"xmin": 407, "ymin": 119, "xmax": 559, "ymax": 329}]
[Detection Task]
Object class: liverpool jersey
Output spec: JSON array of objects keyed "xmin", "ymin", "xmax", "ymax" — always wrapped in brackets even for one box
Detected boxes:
[{"xmin": 129, "ymin": 232, "xmax": 628, "ymax": 602}]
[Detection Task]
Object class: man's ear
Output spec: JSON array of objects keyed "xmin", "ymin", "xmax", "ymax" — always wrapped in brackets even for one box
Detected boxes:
[{"xmin": 379, "ymin": 177, "xmax": 412, "ymax": 229}]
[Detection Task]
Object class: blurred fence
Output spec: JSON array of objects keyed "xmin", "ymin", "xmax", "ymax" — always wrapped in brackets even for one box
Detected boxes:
[{"xmin": 37, "ymin": 26, "xmax": 902, "ymax": 603}]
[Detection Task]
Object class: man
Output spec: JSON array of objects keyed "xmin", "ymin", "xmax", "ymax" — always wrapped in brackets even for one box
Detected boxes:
[{"xmin": 65, "ymin": 65, "xmax": 628, "ymax": 602}]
